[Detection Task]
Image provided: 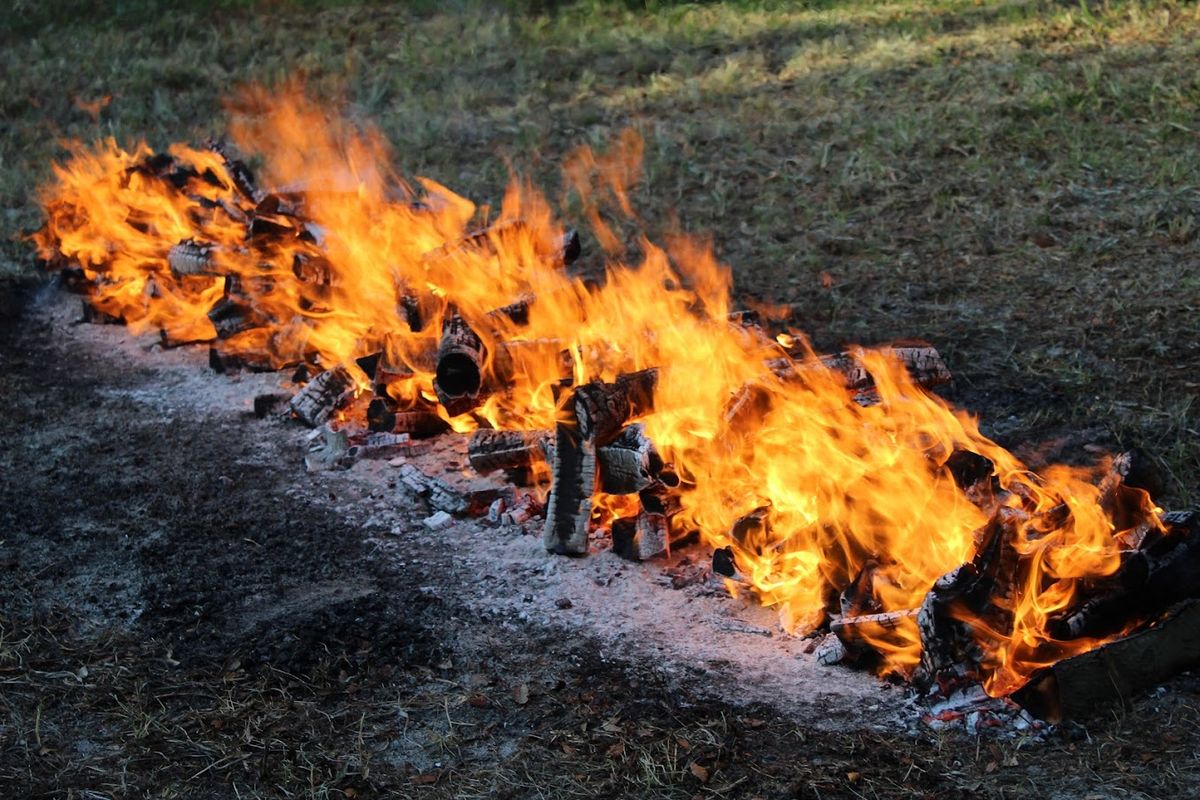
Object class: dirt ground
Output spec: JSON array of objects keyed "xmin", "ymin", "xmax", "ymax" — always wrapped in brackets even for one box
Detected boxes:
[{"xmin": 2, "ymin": 278, "xmax": 1199, "ymax": 799}]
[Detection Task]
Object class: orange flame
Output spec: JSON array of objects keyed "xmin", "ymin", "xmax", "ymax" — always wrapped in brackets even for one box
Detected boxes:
[{"xmin": 33, "ymin": 86, "xmax": 1167, "ymax": 695}]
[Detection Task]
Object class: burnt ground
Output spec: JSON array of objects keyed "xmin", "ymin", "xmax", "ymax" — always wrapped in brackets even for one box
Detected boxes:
[{"xmin": 2, "ymin": 273, "xmax": 1200, "ymax": 800}]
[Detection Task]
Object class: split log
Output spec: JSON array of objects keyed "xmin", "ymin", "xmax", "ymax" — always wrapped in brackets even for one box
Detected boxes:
[
  {"xmin": 1016, "ymin": 599, "xmax": 1200, "ymax": 721},
  {"xmin": 830, "ymin": 608, "xmax": 921, "ymax": 635},
  {"xmin": 167, "ymin": 240, "xmax": 216, "ymax": 276},
  {"xmin": 434, "ymin": 306, "xmax": 486, "ymax": 416},
  {"xmin": 288, "ymin": 366, "xmax": 356, "ymax": 427},
  {"xmin": 597, "ymin": 423, "xmax": 662, "ymax": 494},
  {"xmin": 467, "ymin": 429, "xmax": 553, "ymax": 474},
  {"xmin": 542, "ymin": 419, "xmax": 598, "ymax": 555},
  {"xmin": 573, "ymin": 368, "xmax": 658, "ymax": 445},
  {"xmin": 611, "ymin": 483, "xmax": 683, "ymax": 561}
]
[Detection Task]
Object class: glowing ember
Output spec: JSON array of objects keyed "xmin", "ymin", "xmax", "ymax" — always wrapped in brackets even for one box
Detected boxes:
[{"xmin": 33, "ymin": 86, "xmax": 1173, "ymax": 696}]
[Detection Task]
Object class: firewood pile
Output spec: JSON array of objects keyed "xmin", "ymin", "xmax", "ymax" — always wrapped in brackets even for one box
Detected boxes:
[{"xmin": 34, "ymin": 128, "xmax": 1200, "ymax": 722}]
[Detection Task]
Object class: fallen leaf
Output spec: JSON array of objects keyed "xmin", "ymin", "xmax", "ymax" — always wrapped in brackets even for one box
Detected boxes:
[
  {"xmin": 606, "ymin": 741, "xmax": 625, "ymax": 758},
  {"xmin": 468, "ymin": 693, "xmax": 489, "ymax": 708},
  {"xmin": 412, "ymin": 772, "xmax": 440, "ymax": 785},
  {"xmin": 513, "ymin": 683, "xmax": 529, "ymax": 705},
  {"xmin": 846, "ymin": 771, "xmax": 861, "ymax": 783},
  {"xmin": 820, "ymin": 270, "xmax": 835, "ymax": 288},
  {"xmin": 690, "ymin": 762, "xmax": 710, "ymax": 783}
]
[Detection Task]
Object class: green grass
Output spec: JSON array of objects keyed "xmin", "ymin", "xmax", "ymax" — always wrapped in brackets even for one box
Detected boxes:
[{"xmin": 2, "ymin": 0, "xmax": 1198, "ymax": 501}]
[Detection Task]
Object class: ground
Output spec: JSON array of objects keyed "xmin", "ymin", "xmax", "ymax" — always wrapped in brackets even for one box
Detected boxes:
[{"xmin": 1, "ymin": 1, "xmax": 1199, "ymax": 798}]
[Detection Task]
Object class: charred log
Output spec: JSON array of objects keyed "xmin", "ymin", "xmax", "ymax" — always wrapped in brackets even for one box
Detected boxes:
[
  {"xmin": 597, "ymin": 424, "xmax": 662, "ymax": 494},
  {"xmin": 770, "ymin": 342, "xmax": 951, "ymax": 395},
  {"xmin": 288, "ymin": 366, "xmax": 356, "ymax": 427},
  {"xmin": 79, "ymin": 299, "xmax": 122, "ymax": 325},
  {"xmin": 167, "ymin": 240, "xmax": 216, "ymax": 276},
  {"xmin": 434, "ymin": 306, "xmax": 486, "ymax": 417},
  {"xmin": 573, "ymin": 368, "xmax": 658, "ymax": 445},
  {"xmin": 468, "ymin": 429, "xmax": 553, "ymax": 474},
  {"xmin": 542, "ymin": 418, "xmax": 598, "ymax": 555},
  {"xmin": 1049, "ymin": 511, "xmax": 1200, "ymax": 641}
]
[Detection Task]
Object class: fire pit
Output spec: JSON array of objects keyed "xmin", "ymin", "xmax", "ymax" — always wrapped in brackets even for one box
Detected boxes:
[{"xmin": 31, "ymin": 87, "xmax": 1200, "ymax": 726}]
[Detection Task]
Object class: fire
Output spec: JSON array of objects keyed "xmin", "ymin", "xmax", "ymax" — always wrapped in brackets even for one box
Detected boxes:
[{"xmin": 33, "ymin": 86, "xmax": 1167, "ymax": 696}]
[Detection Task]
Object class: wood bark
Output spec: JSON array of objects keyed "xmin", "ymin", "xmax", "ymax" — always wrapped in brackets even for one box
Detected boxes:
[
  {"xmin": 288, "ymin": 366, "xmax": 355, "ymax": 427},
  {"xmin": 573, "ymin": 368, "xmax": 658, "ymax": 445},
  {"xmin": 542, "ymin": 418, "xmax": 598, "ymax": 555},
  {"xmin": 597, "ymin": 424, "xmax": 661, "ymax": 494},
  {"xmin": 468, "ymin": 429, "xmax": 553, "ymax": 474}
]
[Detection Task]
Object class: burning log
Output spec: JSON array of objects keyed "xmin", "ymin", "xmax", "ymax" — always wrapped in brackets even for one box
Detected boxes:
[
  {"xmin": 597, "ymin": 424, "xmax": 662, "ymax": 494},
  {"xmin": 365, "ymin": 398, "xmax": 449, "ymax": 437},
  {"xmin": 207, "ymin": 295, "xmax": 261, "ymax": 340},
  {"xmin": 573, "ymin": 368, "xmax": 659, "ymax": 445},
  {"xmin": 288, "ymin": 366, "xmax": 356, "ymax": 427},
  {"xmin": 467, "ymin": 429, "xmax": 552, "ymax": 474},
  {"xmin": 913, "ymin": 507, "xmax": 1025, "ymax": 689},
  {"xmin": 542, "ymin": 419, "xmax": 598, "ymax": 555},
  {"xmin": 611, "ymin": 482, "xmax": 684, "ymax": 561},
  {"xmin": 434, "ymin": 306, "xmax": 486, "ymax": 417},
  {"xmin": 208, "ymin": 138, "xmax": 262, "ymax": 203},
  {"xmin": 209, "ymin": 344, "xmax": 276, "ymax": 373},
  {"xmin": 167, "ymin": 240, "xmax": 216, "ymax": 276},
  {"xmin": 1049, "ymin": 511, "xmax": 1200, "ymax": 641},
  {"xmin": 1016, "ymin": 599, "xmax": 1200, "ymax": 720},
  {"xmin": 769, "ymin": 342, "xmax": 951, "ymax": 395}
]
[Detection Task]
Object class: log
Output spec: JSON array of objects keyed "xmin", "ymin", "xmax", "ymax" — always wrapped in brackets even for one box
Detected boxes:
[
  {"xmin": 434, "ymin": 306, "xmax": 486, "ymax": 417},
  {"xmin": 596, "ymin": 423, "xmax": 661, "ymax": 494},
  {"xmin": 611, "ymin": 483, "xmax": 682, "ymax": 561},
  {"xmin": 365, "ymin": 397, "xmax": 449, "ymax": 437},
  {"xmin": 167, "ymin": 240, "xmax": 217, "ymax": 276},
  {"xmin": 207, "ymin": 295, "xmax": 261, "ymax": 340},
  {"xmin": 207, "ymin": 138, "xmax": 262, "ymax": 203},
  {"xmin": 208, "ymin": 344, "xmax": 278, "ymax": 374},
  {"xmin": 468, "ymin": 429, "xmax": 553, "ymax": 474},
  {"xmin": 573, "ymin": 368, "xmax": 658, "ymax": 445},
  {"xmin": 492, "ymin": 339, "xmax": 574, "ymax": 385},
  {"xmin": 1049, "ymin": 511, "xmax": 1200, "ymax": 640},
  {"xmin": 397, "ymin": 462, "xmax": 508, "ymax": 516},
  {"xmin": 769, "ymin": 342, "xmax": 951, "ymax": 395},
  {"xmin": 542, "ymin": 418, "xmax": 598, "ymax": 555},
  {"xmin": 1015, "ymin": 600, "xmax": 1200, "ymax": 721},
  {"xmin": 288, "ymin": 366, "xmax": 356, "ymax": 427}
]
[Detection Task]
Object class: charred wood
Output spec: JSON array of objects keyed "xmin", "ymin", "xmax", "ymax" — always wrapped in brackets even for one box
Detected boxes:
[
  {"xmin": 1016, "ymin": 599, "xmax": 1200, "ymax": 721},
  {"xmin": 1050, "ymin": 511, "xmax": 1200, "ymax": 641},
  {"xmin": 288, "ymin": 366, "xmax": 356, "ymax": 427},
  {"xmin": 597, "ymin": 424, "xmax": 662, "ymax": 494},
  {"xmin": 167, "ymin": 240, "xmax": 217, "ymax": 276},
  {"xmin": 573, "ymin": 368, "xmax": 658, "ymax": 445},
  {"xmin": 468, "ymin": 429, "xmax": 553, "ymax": 474},
  {"xmin": 542, "ymin": 418, "xmax": 598, "ymax": 555},
  {"xmin": 434, "ymin": 306, "xmax": 486, "ymax": 417},
  {"xmin": 79, "ymin": 299, "xmax": 122, "ymax": 325}
]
